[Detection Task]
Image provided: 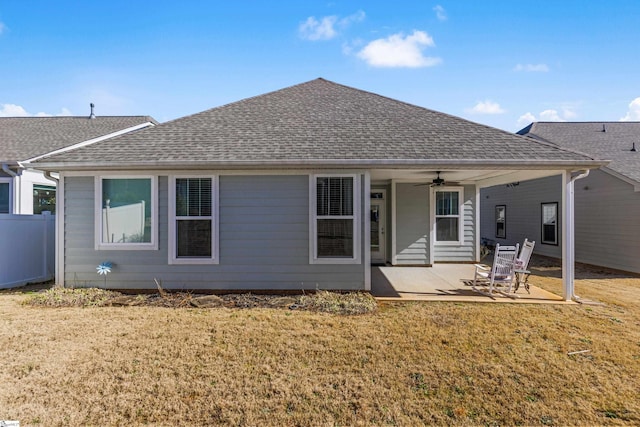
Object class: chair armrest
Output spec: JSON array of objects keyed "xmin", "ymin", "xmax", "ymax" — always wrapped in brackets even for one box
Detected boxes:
[{"xmin": 474, "ymin": 264, "xmax": 491, "ymax": 271}]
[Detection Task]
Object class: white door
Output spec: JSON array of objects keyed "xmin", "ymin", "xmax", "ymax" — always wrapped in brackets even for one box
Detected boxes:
[{"xmin": 371, "ymin": 199, "xmax": 386, "ymax": 264}]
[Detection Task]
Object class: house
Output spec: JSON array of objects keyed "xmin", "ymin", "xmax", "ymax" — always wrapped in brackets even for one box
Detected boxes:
[
  {"xmin": 480, "ymin": 122, "xmax": 640, "ymax": 274},
  {"xmin": 27, "ymin": 79, "xmax": 606, "ymax": 299},
  {"xmin": 1, "ymin": 113, "xmax": 157, "ymax": 215},
  {"xmin": 0, "ymin": 113, "xmax": 156, "ymax": 288}
]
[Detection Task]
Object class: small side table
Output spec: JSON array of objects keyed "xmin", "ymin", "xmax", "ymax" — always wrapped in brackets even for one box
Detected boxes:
[{"xmin": 514, "ymin": 269, "xmax": 531, "ymax": 293}]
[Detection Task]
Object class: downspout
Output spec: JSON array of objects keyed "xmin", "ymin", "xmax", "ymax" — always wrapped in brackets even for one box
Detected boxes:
[
  {"xmin": 564, "ymin": 169, "xmax": 590, "ymax": 302},
  {"xmin": 44, "ymin": 171, "xmax": 59, "ymax": 184},
  {"xmin": 2, "ymin": 163, "xmax": 22, "ymax": 214}
]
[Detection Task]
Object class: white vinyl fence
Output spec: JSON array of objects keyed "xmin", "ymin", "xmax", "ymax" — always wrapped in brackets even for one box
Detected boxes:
[{"xmin": 0, "ymin": 212, "xmax": 55, "ymax": 289}]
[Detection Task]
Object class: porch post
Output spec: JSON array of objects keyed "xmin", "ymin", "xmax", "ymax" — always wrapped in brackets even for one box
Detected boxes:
[
  {"xmin": 364, "ymin": 171, "xmax": 371, "ymax": 291},
  {"xmin": 561, "ymin": 170, "xmax": 573, "ymax": 301}
]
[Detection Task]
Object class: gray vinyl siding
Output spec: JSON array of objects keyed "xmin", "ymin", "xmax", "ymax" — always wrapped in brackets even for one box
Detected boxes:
[
  {"xmin": 480, "ymin": 170, "xmax": 640, "ymax": 273},
  {"xmin": 433, "ymin": 185, "xmax": 477, "ymax": 262},
  {"xmin": 395, "ymin": 183, "xmax": 430, "ymax": 265},
  {"xmin": 480, "ymin": 175, "xmax": 562, "ymax": 258},
  {"xmin": 64, "ymin": 174, "xmax": 365, "ymax": 290},
  {"xmin": 574, "ymin": 169, "xmax": 640, "ymax": 273}
]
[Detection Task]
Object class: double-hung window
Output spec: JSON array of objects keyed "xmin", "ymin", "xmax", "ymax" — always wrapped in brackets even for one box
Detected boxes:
[
  {"xmin": 311, "ymin": 175, "xmax": 360, "ymax": 263},
  {"xmin": 541, "ymin": 202, "xmax": 558, "ymax": 245},
  {"xmin": 169, "ymin": 176, "xmax": 218, "ymax": 264},
  {"xmin": 0, "ymin": 179, "xmax": 11, "ymax": 214},
  {"xmin": 96, "ymin": 176, "xmax": 157, "ymax": 250},
  {"xmin": 434, "ymin": 188, "xmax": 463, "ymax": 245}
]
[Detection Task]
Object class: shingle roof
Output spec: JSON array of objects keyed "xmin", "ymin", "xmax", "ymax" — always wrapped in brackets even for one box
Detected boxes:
[
  {"xmin": 0, "ymin": 116, "xmax": 156, "ymax": 163},
  {"xmin": 32, "ymin": 79, "xmax": 600, "ymax": 169},
  {"xmin": 518, "ymin": 122, "xmax": 640, "ymax": 184}
]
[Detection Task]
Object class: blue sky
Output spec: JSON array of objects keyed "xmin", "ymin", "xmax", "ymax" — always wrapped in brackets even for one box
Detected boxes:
[{"xmin": 1, "ymin": 1, "xmax": 639, "ymax": 131}]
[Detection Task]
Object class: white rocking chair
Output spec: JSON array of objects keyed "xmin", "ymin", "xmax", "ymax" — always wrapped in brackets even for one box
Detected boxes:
[
  {"xmin": 472, "ymin": 243, "xmax": 519, "ymax": 297},
  {"xmin": 514, "ymin": 239, "xmax": 535, "ymax": 293}
]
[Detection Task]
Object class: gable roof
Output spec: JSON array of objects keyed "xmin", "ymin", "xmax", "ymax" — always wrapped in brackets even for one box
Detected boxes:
[
  {"xmin": 0, "ymin": 116, "xmax": 157, "ymax": 163},
  {"xmin": 31, "ymin": 79, "xmax": 603, "ymax": 170},
  {"xmin": 518, "ymin": 122, "xmax": 640, "ymax": 184}
]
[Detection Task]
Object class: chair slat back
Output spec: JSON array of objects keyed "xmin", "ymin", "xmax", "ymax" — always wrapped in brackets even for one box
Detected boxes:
[
  {"xmin": 491, "ymin": 244, "xmax": 519, "ymax": 280},
  {"xmin": 517, "ymin": 239, "xmax": 536, "ymax": 270}
]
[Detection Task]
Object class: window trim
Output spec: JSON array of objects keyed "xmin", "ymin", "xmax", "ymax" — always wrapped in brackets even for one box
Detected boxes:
[
  {"xmin": 309, "ymin": 173, "xmax": 361, "ymax": 264},
  {"xmin": 541, "ymin": 201, "xmax": 559, "ymax": 246},
  {"xmin": 94, "ymin": 176, "xmax": 158, "ymax": 251},
  {"xmin": 495, "ymin": 205, "xmax": 506, "ymax": 239},
  {"xmin": 0, "ymin": 177, "xmax": 12, "ymax": 214},
  {"xmin": 168, "ymin": 175, "xmax": 219, "ymax": 264},
  {"xmin": 432, "ymin": 186, "xmax": 464, "ymax": 246}
]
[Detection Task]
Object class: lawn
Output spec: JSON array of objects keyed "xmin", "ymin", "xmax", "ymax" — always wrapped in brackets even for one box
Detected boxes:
[{"xmin": 1, "ymin": 260, "xmax": 639, "ymax": 426}]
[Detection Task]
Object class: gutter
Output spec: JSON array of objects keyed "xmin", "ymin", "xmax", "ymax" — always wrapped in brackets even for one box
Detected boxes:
[{"xmin": 26, "ymin": 158, "xmax": 610, "ymax": 172}]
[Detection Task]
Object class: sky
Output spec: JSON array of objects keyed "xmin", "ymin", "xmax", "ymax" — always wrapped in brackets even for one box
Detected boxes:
[{"xmin": 1, "ymin": 1, "xmax": 639, "ymax": 131}]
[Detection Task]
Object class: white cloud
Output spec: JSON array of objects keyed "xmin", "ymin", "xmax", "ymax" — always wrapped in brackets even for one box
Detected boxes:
[
  {"xmin": 620, "ymin": 97, "xmax": 640, "ymax": 121},
  {"xmin": 357, "ymin": 30, "xmax": 442, "ymax": 68},
  {"xmin": 433, "ymin": 5, "xmax": 447, "ymax": 21},
  {"xmin": 517, "ymin": 112, "xmax": 537, "ymax": 126},
  {"xmin": 539, "ymin": 109, "xmax": 565, "ymax": 121},
  {"xmin": 341, "ymin": 10, "xmax": 365, "ymax": 26},
  {"xmin": 0, "ymin": 103, "xmax": 72, "ymax": 117},
  {"xmin": 514, "ymin": 63, "xmax": 549, "ymax": 72},
  {"xmin": 299, "ymin": 16, "xmax": 338, "ymax": 40},
  {"xmin": 299, "ymin": 10, "xmax": 365, "ymax": 41},
  {"xmin": 467, "ymin": 100, "xmax": 505, "ymax": 115},
  {"xmin": 562, "ymin": 108, "xmax": 577, "ymax": 120},
  {"xmin": 0, "ymin": 104, "xmax": 30, "ymax": 117}
]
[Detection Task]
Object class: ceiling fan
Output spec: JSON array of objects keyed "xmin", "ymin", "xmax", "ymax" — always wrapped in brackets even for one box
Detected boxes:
[{"xmin": 415, "ymin": 171, "xmax": 459, "ymax": 187}]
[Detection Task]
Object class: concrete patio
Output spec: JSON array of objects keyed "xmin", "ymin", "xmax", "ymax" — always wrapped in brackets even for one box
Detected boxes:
[{"xmin": 371, "ymin": 264, "xmax": 569, "ymax": 303}]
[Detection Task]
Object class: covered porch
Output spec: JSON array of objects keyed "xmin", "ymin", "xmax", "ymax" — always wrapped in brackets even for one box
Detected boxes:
[
  {"xmin": 366, "ymin": 167, "xmax": 591, "ymax": 301},
  {"xmin": 370, "ymin": 263, "xmax": 568, "ymax": 303}
]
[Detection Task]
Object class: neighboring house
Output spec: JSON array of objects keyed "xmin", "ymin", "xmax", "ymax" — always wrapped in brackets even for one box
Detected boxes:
[
  {"xmin": 27, "ymin": 79, "xmax": 605, "ymax": 298},
  {"xmin": 1, "ymin": 114, "xmax": 157, "ymax": 214},
  {"xmin": 481, "ymin": 122, "xmax": 640, "ymax": 274}
]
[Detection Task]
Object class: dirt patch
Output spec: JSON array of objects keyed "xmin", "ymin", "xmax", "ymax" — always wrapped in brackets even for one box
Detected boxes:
[{"xmin": 23, "ymin": 287, "xmax": 378, "ymax": 314}]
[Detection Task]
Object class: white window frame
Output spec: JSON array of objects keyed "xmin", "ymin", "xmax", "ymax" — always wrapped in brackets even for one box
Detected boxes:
[
  {"xmin": 94, "ymin": 175, "xmax": 158, "ymax": 250},
  {"xmin": 309, "ymin": 173, "xmax": 361, "ymax": 264},
  {"xmin": 168, "ymin": 175, "xmax": 219, "ymax": 264},
  {"xmin": 431, "ymin": 186, "xmax": 464, "ymax": 246},
  {"xmin": 541, "ymin": 202, "xmax": 559, "ymax": 245},
  {"xmin": 0, "ymin": 177, "xmax": 13, "ymax": 214}
]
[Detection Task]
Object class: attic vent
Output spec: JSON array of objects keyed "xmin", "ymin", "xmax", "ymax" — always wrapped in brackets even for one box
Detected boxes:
[
  {"xmin": 89, "ymin": 103, "xmax": 96, "ymax": 119},
  {"xmin": 632, "ymin": 143, "xmax": 637, "ymax": 152}
]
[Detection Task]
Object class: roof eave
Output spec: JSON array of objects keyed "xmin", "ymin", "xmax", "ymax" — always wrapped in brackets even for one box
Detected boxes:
[{"xmin": 25, "ymin": 158, "xmax": 610, "ymax": 172}]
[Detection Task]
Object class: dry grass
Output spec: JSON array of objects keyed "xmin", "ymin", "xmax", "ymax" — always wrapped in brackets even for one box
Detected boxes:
[{"xmin": 1, "ymin": 263, "xmax": 639, "ymax": 426}]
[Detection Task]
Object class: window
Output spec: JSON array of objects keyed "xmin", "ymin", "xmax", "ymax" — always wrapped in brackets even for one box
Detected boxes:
[
  {"xmin": 541, "ymin": 202, "xmax": 558, "ymax": 245},
  {"xmin": 33, "ymin": 184, "xmax": 56, "ymax": 214},
  {"xmin": 96, "ymin": 176, "xmax": 157, "ymax": 250},
  {"xmin": 311, "ymin": 175, "xmax": 360, "ymax": 263},
  {"xmin": 0, "ymin": 179, "xmax": 11, "ymax": 214},
  {"xmin": 169, "ymin": 176, "xmax": 218, "ymax": 264},
  {"xmin": 434, "ymin": 188, "xmax": 463, "ymax": 245},
  {"xmin": 495, "ymin": 205, "xmax": 506, "ymax": 239}
]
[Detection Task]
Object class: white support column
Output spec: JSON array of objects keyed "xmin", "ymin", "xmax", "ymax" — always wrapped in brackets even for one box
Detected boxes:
[
  {"xmin": 562, "ymin": 170, "xmax": 575, "ymax": 301},
  {"xmin": 363, "ymin": 171, "xmax": 371, "ymax": 291},
  {"xmin": 55, "ymin": 173, "xmax": 65, "ymax": 288},
  {"xmin": 390, "ymin": 179, "xmax": 397, "ymax": 265}
]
